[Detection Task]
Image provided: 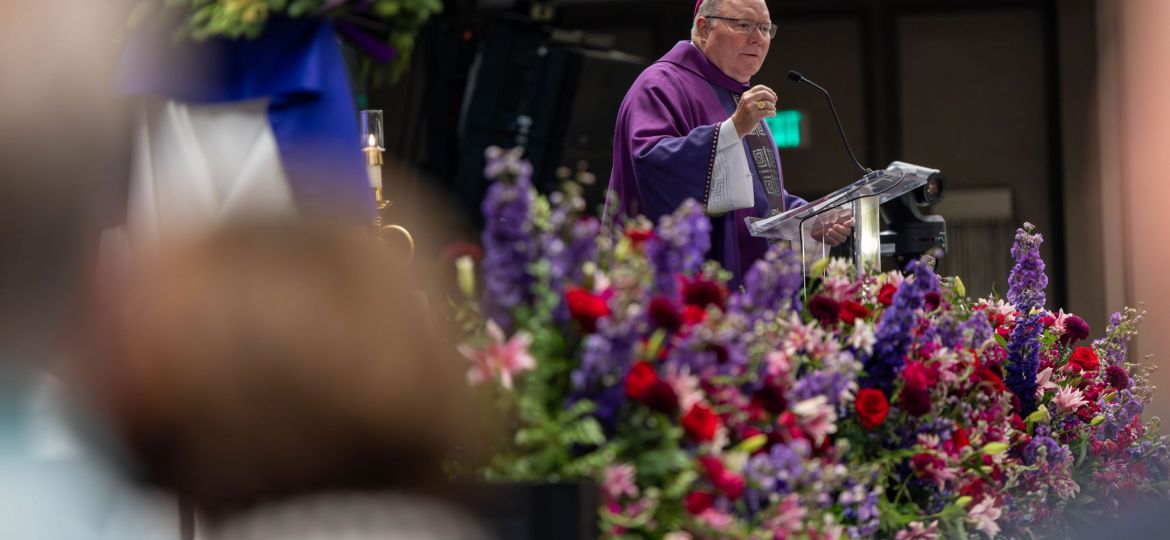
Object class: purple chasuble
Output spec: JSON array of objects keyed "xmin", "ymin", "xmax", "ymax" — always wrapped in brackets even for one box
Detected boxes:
[{"xmin": 605, "ymin": 41, "xmax": 805, "ymax": 288}]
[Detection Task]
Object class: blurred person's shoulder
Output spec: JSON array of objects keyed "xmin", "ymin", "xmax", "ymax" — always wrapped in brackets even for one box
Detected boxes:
[{"xmin": 209, "ymin": 492, "xmax": 493, "ymax": 540}]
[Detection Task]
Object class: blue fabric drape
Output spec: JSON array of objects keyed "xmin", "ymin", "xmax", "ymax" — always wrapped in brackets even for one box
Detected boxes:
[{"xmin": 119, "ymin": 17, "xmax": 374, "ymax": 217}]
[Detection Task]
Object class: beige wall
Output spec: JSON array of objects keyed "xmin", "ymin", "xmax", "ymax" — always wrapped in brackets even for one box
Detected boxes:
[{"xmin": 1092, "ymin": 0, "xmax": 1170, "ymax": 419}]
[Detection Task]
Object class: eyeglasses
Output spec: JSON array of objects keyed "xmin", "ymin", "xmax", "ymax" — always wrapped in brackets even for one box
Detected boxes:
[{"xmin": 705, "ymin": 16, "xmax": 778, "ymax": 39}]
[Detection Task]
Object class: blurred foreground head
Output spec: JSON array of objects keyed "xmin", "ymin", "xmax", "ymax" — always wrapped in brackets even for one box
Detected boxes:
[
  {"xmin": 0, "ymin": 1, "xmax": 125, "ymax": 363},
  {"xmin": 79, "ymin": 220, "xmax": 480, "ymax": 516}
]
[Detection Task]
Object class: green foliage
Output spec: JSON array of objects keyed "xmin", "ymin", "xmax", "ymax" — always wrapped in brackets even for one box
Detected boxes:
[{"xmin": 152, "ymin": 0, "xmax": 441, "ymax": 84}]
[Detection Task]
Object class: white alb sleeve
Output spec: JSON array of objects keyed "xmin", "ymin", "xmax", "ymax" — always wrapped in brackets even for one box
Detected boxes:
[{"xmin": 706, "ymin": 117, "xmax": 755, "ymax": 215}]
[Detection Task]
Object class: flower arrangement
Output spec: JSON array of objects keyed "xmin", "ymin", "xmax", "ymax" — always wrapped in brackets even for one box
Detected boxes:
[
  {"xmin": 138, "ymin": 0, "xmax": 442, "ymax": 83},
  {"xmin": 451, "ymin": 148, "xmax": 1170, "ymax": 538}
]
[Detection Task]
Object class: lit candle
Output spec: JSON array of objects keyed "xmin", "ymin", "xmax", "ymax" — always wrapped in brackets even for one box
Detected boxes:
[{"xmin": 363, "ymin": 133, "xmax": 383, "ymax": 195}]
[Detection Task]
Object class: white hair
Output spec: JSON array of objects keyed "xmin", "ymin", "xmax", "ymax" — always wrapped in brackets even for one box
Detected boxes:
[{"xmin": 691, "ymin": 0, "xmax": 723, "ymax": 39}]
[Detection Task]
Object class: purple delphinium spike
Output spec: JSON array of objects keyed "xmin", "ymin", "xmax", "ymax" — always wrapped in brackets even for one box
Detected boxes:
[
  {"xmin": 644, "ymin": 199, "xmax": 711, "ymax": 297},
  {"xmin": 728, "ymin": 243, "xmax": 803, "ymax": 321},
  {"xmin": 861, "ymin": 260, "xmax": 938, "ymax": 396},
  {"xmin": 479, "ymin": 147, "xmax": 538, "ymax": 331},
  {"xmin": 1004, "ymin": 223, "xmax": 1048, "ymax": 415},
  {"xmin": 1006, "ymin": 223, "xmax": 1047, "ymax": 310}
]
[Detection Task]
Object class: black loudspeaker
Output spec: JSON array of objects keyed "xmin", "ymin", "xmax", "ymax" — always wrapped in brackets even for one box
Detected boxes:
[
  {"xmin": 454, "ymin": 21, "xmax": 645, "ymax": 224},
  {"xmin": 453, "ymin": 482, "xmax": 599, "ymax": 540}
]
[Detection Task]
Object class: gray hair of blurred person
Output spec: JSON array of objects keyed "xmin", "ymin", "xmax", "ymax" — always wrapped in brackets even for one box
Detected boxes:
[{"xmin": 75, "ymin": 220, "xmax": 486, "ymax": 517}]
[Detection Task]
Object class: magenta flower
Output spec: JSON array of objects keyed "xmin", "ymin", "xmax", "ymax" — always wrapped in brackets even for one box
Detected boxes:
[
  {"xmin": 1052, "ymin": 386, "xmax": 1088, "ymax": 414},
  {"xmin": 966, "ymin": 497, "xmax": 1003, "ymax": 538},
  {"xmin": 895, "ymin": 521, "xmax": 940, "ymax": 540},
  {"xmin": 458, "ymin": 320, "xmax": 536, "ymax": 389},
  {"xmin": 766, "ymin": 494, "xmax": 807, "ymax": 536},
  {"xmin": 602, "ymin": 463, "xmax": 639, "ymax": 501}
]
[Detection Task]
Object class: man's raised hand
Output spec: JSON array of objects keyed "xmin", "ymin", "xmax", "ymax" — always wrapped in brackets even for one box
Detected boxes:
[{"xmin": 732, "ymin": 85, "xmax": 778, "ymax": 138}]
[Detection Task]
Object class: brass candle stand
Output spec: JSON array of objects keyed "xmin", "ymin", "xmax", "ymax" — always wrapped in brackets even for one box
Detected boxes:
[{"xmin": 362, "ymin": 109, "xmax": 414, "ymax": 263}]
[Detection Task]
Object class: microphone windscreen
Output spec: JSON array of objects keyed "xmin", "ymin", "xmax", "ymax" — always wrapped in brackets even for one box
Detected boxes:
[{"xmin": 786, "ymin": 70, "xmax": 804, "ymax": 82}]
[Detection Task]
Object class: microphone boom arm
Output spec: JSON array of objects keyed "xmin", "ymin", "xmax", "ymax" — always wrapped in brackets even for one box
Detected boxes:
[{"xmin": 787, "ymin": 70, "xmax": 870, "ymax": 176}]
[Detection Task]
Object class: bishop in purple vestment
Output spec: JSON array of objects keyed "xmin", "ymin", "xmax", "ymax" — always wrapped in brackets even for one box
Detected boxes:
[{"xmin": 605, "ymin": 0, "xmax": 851, "ymax": 286}]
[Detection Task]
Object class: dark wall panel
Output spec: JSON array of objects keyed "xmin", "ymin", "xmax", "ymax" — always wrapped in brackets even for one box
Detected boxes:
[{"xmin": 898, "ymin": 9, "xmax": 1053, "ymax": 298}]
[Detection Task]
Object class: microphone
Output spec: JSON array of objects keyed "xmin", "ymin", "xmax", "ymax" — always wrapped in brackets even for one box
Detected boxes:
[{"xmin": 786, "ymin": 70, "xmax": 870, "ymax": 175}]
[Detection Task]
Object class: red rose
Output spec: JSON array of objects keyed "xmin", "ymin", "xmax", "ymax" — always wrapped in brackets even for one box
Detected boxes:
[
  {"xmin": 693, "ymin": 455, "xmax": 743, "ymax": 499},
  {"xmin": 626, "ymin": 362, "xmax": 678, "ymax": 414},
  {"xmin": 952, "ymin": 427, "xmax": 970, "ymax": 450},
  {"xmin": 683, "ymin": 403, "xmax": 719, "ymax": 442},
  {"xmin": 683, "ymin": 305, "xmax": 707, "ymax": 326},
  {"xmin": 1040, "ymin": 314, "xmax": 1056, "ymax": 327},
  {"xmin": 900, "ymin": 361, "xmax": 938, "ymax": 391},
  {"xmin": 839, "ymin": 300, "xmax": 870, "ymax": 325},
  {"xmin": 648, "ymin": 297, "xmax": 683, "ymax": 333},
  {"xmin": 625, "ymin": 362, "xmax": 658, "ymax": 401},
  {"xmin": 977, "ymin": 367, "xmax": 1007, "ymax": 393},
  {"xmin": 624, "ymin": 228, "xmax": 654, "ymax": 249},
  {"xmin": 715, "ymin": 471, "xmax": 745, "ymax": 500},
  {"xmin": 1068, "ymin": 346, "xmax": 1100, "ymax": 373},
  {"xmin": 959, "ymin": 478, "xmax": 986, "ymax": 503},
  {"xmin": 775, "ymin": 411, "xmax": 804, "ymax": 442},
  {"xmin": 684, "ymin": 491, "xmax": 715, "ymax": 515},
  {"xmin": 698, "ymin": 455, "xmax": 725, "ymax": 480},
  {"xmin": 878, "ymin": 283, "xmax": 898, "ymax": 306},
  {"xmin": 808, "ymin": 295, "xmax": 840, "ymax": 326},
  {"xmin": 855, "ymin": 388, "xmax": 890, "ymax": 429},
  {"xmin": 564, "ymin": 287, "xmax": 610, "ymax": 333},
  {"xmin": 681, "ymin": 277, "xmax": 726, "ymax": 310}
]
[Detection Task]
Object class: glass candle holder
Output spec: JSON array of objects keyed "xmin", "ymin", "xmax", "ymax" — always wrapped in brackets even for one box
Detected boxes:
[{"xmin": 360, "ymin": 109, "xmax": 384, "ymax": 150}]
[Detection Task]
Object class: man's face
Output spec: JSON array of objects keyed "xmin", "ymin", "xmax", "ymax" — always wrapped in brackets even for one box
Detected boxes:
[{"xmin": 697, "ymin": 0, "xmax": 772, "ymax": 83}]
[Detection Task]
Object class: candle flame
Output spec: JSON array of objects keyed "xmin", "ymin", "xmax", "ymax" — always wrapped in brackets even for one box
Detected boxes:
[{"xmin": 367, "ymin": 133, "xmax": 377, "ymax": 147}]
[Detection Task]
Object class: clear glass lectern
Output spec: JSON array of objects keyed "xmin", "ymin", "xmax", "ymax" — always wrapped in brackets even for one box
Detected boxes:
[{"xmin": 745, "ymin": 161, "xmax": 941, "ymax": 278}]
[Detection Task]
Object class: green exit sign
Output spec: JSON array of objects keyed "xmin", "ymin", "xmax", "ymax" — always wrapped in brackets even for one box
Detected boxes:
[{"xmin": 765, "ymin": 110, "xmax": 805, "ymax": 149}]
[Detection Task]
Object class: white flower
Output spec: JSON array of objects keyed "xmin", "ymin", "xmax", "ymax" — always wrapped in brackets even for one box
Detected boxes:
[
  {"xmin": 825, "ymin": 257, "xmax": 854, "ymax": 279},
  {"xmin": 916, "ymin": 433, "xmax": 942, "ymax": 450},
  {"xmin": 455, "ymin": 255, "xmax": 476, "ymax": 298},
  {"xmin": 849, "ymin": 320, "xmax": 876, "ymax": 355},
  {"xmin": 976, "ymin": 298, "xmax": 1017, "ymax": 325},
  {"xmin": 1052, "ymin": 386, "xmax": 1088, "ymax": 414},
  {"xmin": 821, "ymin": 275, "xmax": 859, "ymax": 301},
  {"xmin": 1053, "ymin": 473, "xmax": 1081, "ymax": 500},
  {"xmin": 792, "ymin": 396, "xmax": 838, "ymax": 445},
  {"xmin": 662, "ymin": 364, "xmax": 703, "ymax": 412},
  {"xmin": 966, "ymin": 496, "xmax": 1002, "ymax": 538},
  {"xmin": 877, "ymin": 270, "xmax": 906, "ymax": 287},
  {"xmin": 1050, "ymin": 309, "xmax": 1071, "ymax": 339}
]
